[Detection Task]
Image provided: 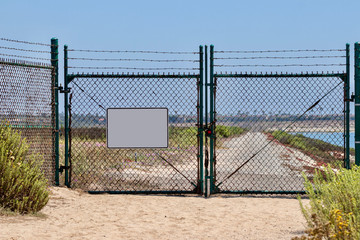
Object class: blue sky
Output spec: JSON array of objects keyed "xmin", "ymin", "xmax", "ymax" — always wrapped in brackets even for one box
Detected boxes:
[
  {"xmin": 1, "ymin": 0, "xmax": 360, "ymax": 113},
  {"xmin": 1, "ymin": 0, "xmax": 359, "ymax": 50}
]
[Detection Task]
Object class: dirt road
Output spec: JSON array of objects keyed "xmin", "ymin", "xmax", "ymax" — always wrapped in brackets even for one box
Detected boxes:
[{"xmin": 215, "ymin": 132, "xmax": 316, "ymax": 192}]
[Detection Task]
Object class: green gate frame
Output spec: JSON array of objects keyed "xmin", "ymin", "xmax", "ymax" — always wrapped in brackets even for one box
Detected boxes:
[
  {"xmin": 206, "ymin": 44, "xmax": 351, "ymax": 196},
  {"xmin": 62, "ymin": 45, "xmax": 205, "ymax": 194}
]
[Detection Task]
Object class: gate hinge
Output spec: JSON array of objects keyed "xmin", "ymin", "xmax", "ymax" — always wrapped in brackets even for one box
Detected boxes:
[
  {"xmin": 59, "ymin": 165, "xmax": 70, "ymax": 174},
  {"xmin": 55, "ymin": 85, "xmax": 71, "ymax": 93},
  {"xmin": 345, "ymin": 93, "xmax": 355, "ymax": 102}
]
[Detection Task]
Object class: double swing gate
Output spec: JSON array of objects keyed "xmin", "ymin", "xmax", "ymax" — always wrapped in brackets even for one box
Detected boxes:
[
  {"xmin": 61, "ymin": 44, "xmax": 351, "ymax": 196},
  {"xmin": 0, "ymin": 37, "xmax": 356, "ymax": 196}
]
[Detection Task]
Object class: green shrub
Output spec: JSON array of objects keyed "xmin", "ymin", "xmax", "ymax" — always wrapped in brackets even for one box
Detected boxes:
[
  {"xmin": 216, "ymin": 125, "xmax": 231, "ymax": 138},
  {"xmin": 295, "ymin": 166, "xmax": 360, "ymax": 239},
  {"xmin": 168, "ymin": 126, "xmax": 198, "ymax": 147},
  {"xmin": 0, "ymin": 124, "xmax": 49, "ymax": 214},
  {"xmin": 216, "ymin": 125, "xmax": 246, "ymax": 138}
]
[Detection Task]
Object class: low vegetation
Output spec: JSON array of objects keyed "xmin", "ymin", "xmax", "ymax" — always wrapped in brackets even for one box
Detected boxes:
[
  {"xmin": 169, "ymin": 125, "xmax": 247, "ymax": 147},
  {"xmin": 0, "ymin": 123, "xmax": 49, "ymax": 214},
  {"xmin": 294, "ymin": 166, "xmax": 360, "ymax": 239},
  {"xmin": 69, "ymin": 125, "xmax": 247, "ymax": 188},
  {"xmin": 270, "ymin": 131, "xmax": 346, "ymax": 165},
  {"xmin": 71, "ymin": 125, "xmax": 247, "ymax": 147},
  {"xmin": 215, "ymin": 125, "xmax": 246, "ymax": 138}
]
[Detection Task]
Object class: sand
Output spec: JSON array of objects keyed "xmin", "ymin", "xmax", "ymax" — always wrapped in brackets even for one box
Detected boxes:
[{"xmin": 0, "ymin": 187, "xmax": 309, "ymax": 240}]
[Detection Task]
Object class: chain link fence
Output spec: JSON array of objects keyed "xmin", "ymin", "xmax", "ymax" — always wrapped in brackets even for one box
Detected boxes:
[
  {"xmin": 212, "ymin": 74, "xmax": 346, "ymax": 192},
  {"xmin": 68, "ymin": 75, "xmax": 200, "ymax": 192},
  {"xmin": 0, "ymin": 38, "xmax": 56, "ymax": 184},
  {"xmin": 0, "ymin": 60, "xmax": 55, "ymax": 183}
]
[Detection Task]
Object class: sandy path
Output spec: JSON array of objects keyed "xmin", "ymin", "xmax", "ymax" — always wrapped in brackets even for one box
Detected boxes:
[
  {"xmin": 215, "ymin": 132, "xmax": 317, "ymax": 192},
  {"xmin": 0, "ymin": 187, "xmax": 309, "ymax": 240}
]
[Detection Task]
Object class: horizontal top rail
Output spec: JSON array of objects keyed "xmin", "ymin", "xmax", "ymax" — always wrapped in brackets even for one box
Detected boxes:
[
  {"xmin": 213, "ymin": 72, "xmax": 346, "ymax": 78},
  {"xmin": 66, "ymin": 66, "xmax": 199, "ymax": 70},
  {"xmin": 214, "ymin": 64, "xmax": 346, "ymax": 67},
  {"xmin": 0, "ymin": 58, "xmax": 53, "ymax": 69},
  {"xmin": 67, "ymin": 72, "xmax": 200, "ymax": 81}
]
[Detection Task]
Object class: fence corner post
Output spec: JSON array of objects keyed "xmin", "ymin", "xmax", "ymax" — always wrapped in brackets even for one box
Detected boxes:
[{"xmin": 51, "ymin": 38, "xmax": 60, "ymax": 185}]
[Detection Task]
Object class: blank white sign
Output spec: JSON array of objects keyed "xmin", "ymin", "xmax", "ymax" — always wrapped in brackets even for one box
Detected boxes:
[{"xmin": 107, "ymin": 108, "xmax": 168, "ymax": 148}]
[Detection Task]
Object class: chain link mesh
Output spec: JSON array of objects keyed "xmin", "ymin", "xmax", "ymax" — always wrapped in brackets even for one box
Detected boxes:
[
  {"xmin": 213, "ymin": 75, "xmax": 346, "ymax": 192},
  {"xmin": 0, "ymin": 61, "xmax": 55, "ymax": 183},
  {"xmin": 69, "ymin": 75, "xmax": 200, "ymax": 192}
]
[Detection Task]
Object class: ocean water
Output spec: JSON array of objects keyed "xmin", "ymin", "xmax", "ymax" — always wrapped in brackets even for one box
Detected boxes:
[{"xmin": 290, "ymin": 132, "xmax": 354, "ymax": 148}]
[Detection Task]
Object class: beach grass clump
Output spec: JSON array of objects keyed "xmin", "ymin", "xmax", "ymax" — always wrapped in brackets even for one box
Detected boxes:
[
  {"xmin": 294, "ymin": 166, "xmax": 360, "ymax": 239},
  {"xmin": 271, "ymin": 131, "xmax": 344, "ymax": 163},
  {"xmin": 0, "ymin": 123, "xmax": 49, "ymax": 214}
]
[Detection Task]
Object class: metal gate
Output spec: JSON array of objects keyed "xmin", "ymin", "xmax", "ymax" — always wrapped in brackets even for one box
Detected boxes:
[
  {"xmin": 206, "ymin": 45, "xmax": 351, "ymax": 195},
  {"xmin": 62, "ymin": 44, "xmax": 352, "ymax": 195},
  {"xmin": 62, "ymin": 46, "xmax": 204, "ymax": 193}
]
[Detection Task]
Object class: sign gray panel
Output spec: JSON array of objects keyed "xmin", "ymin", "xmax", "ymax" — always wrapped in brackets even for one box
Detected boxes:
[{"xmin": 107, "ymin": 108, "xmax": 168, "ymax": 148}]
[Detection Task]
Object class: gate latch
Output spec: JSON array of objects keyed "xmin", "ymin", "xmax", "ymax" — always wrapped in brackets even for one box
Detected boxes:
[
  {"xmin": 205, "ymin": 128, "xmax": 212, "ymax": 136},
  {"xmin": 59, "ymin": 165, "xmax": 70, "ymax": 174},
  {"xmin": 346, "ymin": 93, "xmax": 355, "ymax": 102}
]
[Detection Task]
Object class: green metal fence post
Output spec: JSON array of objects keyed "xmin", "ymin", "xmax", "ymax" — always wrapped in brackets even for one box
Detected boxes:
[
  {"xmin": 64, "ymin": 45, "xmax": 70, "ymax": 187},
  {"xmin": 51, "ymin": 38, "xmax": 60, "ymax": 185},
  {"xmin": 204, "ymin": 45, "xmax": 209, "ymax": 197},
  {"xmin": 355, "ymin": 42, "xmax": 360, "ymax": 166},
  {"xmin": 345, "ymin": 43, "xmax": 350, "ymax": 169},
  {"xmin": 199, "ymin": 45, "xmax": 204, "ymax": 194},
  {"xmin": 205, "ymin": 46, "xmax": 208, "ymax": 127},
  {"xmin": 209, "ymin": 45, "xmax": 215, "ymax": 194}
]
